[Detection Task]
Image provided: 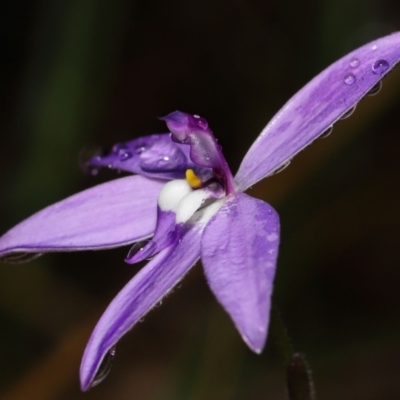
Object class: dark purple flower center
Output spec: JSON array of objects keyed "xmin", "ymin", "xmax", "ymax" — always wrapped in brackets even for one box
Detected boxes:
[{"xmin": 160, "ymin": 111, "xmax": 236, "ymax": 195}]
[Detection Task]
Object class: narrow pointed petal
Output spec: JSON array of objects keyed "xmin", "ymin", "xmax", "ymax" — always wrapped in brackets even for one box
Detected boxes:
[
  {"xmin": 235, "ymin": 32, "xmax": 400, "ymax": 190},
  {"xmin": 201, "ymin": 193, "xmax": 280, "ymax": 352},
  {"xmin": 87, "ymin": 134, "xmax": 210, "ymax": 180},
  {"xmin": 125, "ymin": 208, "xmax": 176, "ymax": 263},
  {"xmin": 80, "ymin": 223, "xmax": 203, "ymax": 391},
  {"xmin": 0, "ymin": 176, "xmax": 163, "ymax": 260}
]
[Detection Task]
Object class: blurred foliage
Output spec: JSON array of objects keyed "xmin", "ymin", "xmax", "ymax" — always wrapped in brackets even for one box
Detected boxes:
[{"xmin": 1, "ymin": 0, "xmax": 400, "ymax": 399}]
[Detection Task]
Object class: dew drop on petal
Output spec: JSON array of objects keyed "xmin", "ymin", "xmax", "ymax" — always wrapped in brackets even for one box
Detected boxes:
[
  {"xmin": 111, "ymin": 143, "xmax": 126, "ymax": 153},
  {"xmin": 119, "ymin": 151, "xmax": 133, "ymax": 161},
  {"xmin": 127, "ymin": 240, "xmax": 151, "ymax": 259},
  {"xmin": 320, "ymin": 125, "xmax": 333, "ymax": 138},
  {"xmin": 267, "ymin": 233, "xmax": 279, "ymax": 242},
  {"xmin": 372, "ymin": 59, "xmax": 390, "ymax": 75},
  {"xmin": 349, "ymin": 58, "xmax": 360, "ymax": 68},
  {"xmin": 340, "ymin": 106, "xmax": 356, "ymax": 120},
  {"xmin": 198, "ymin": 120, "xmax": 208, "ymax": 130},
  {"xmin": 371, "ymin": 44, "xmax": 378, "ymax": 51},
  {"xmin": 91, "ymin": 346, "xmax": 116, "ymax": 388},
  {"xmin": 135, "ymin": 145, "xmax": 146, "ymax": 154},
  {"xmin": 193, "ymin": 115, "xmax": 208, "ymax": 130},
  {"xmin": 0, "ymin": 252, "xmax": 43, "ymax": 264},
  {"xmin": 366, "ymin": 81, "xmax": 382, "ymax": 96},
  {"xmin": 79, "ymin": 146, "xmax": 104, "ymax": 174},
  {"xmin": 272, "ymin": 160, "xmax": 290, "ymax": 175},
  {"xmin": 140, "ymin": 142, "xmax": 186, "ymax": 172},
  {"xmin": 344, "ymin": 72, "xmax": 356, "ymax": 85}
]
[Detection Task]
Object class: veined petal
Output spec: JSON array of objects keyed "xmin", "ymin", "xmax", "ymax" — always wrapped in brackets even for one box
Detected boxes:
[
  {"xmin": 87, "ymin": 134, "xmax": 211, "ymax": 180},
  {"xmin": 201, "ymin": 193, "xmax": 279, "ymax": 352},
  {"xmin": 0, "ymin": 176, "xmax": 163, "ymax": 260},
  {"xmin": 235, "ymin": 32, "xmax": 400, "ymax": 190},
  {"xmin": 80, "ymin": 222, "xmax": 204, "ymax": 391}
]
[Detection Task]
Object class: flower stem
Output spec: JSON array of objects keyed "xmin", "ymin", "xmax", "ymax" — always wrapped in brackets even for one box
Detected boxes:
[{"xmin": 270, "ymin": 306, "xmax": 316, "ymax": 400}]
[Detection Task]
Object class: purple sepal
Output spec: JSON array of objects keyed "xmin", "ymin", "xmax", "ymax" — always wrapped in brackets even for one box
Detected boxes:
[
  {"xmin": 87, "ymin": 134, "xmax": 207, "ymax": 180},
  {"xmin": 80, "ymin": 223, "xmax": 203, "ymax": 391},
  {"xmin": 160, "ymin": 111, "xmax": 209, "ymax": 142},
  {"xmin": 125, "ymin": 208, "xmax": 177, "ymax": 264},
  {"xmin": 0, "ymin": 176, "xmax": 163, "ymax": 259},
  {"xmin": 201, "ymin": 193, "xmax": 280, "ymax": 352},
  {"xmin": 161, "ymin": 111, "xmax": 236, "ymax": 194},
  {"xmin": 235, "ymin": 32, "xmax": 400, "ymax": 191}
]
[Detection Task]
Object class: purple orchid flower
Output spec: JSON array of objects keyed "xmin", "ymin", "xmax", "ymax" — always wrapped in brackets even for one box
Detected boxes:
[{"xmin": 1, "ymin": 33, "xmax": 400, "ymax": 391}]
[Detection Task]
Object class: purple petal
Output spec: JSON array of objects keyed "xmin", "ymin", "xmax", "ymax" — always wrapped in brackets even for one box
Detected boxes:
[
  {"xmin": 125, "ymin": 208, "xmax": 176, "ymax": 263},
  {"xmin": 88, "ymin": 134, "xmax": 207, "ymax": 180},
  {"xmin": 0, "ymin": 176, "xmax": 163, "ymax": 259},
  {"xmin": 201, "ymin": 193, "xmax": 280, "ymax": 352},
  {"xmin": 235, "ymin": 32, "xmax": 400, "ymax": 190},
  {"xmin": 80, "ymin": 223, "xmax": 203, "ymax": 391}
]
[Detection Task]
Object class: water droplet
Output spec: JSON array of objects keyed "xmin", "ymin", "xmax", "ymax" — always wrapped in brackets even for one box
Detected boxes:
[
  {"xmin": 267, "ymin": 209, "xmax": 273, "ymax": 215},
  {"xmin": 272, "ymin": 161, "xmax": 290, "ymax": 175},
  {"xmin": 193, "ymin": 115, "xmax": 208, "ymax": 130},
  {"xmin": 0, "ymin": 252, "xmax": 43, "ymax": 264},
  {"xmin": 111, "ymin": 143, "xmax": 126, "ymax": 153},
  {"xmin": 267, "ymin": 233, "xmax": 279, "ymax": 242},
  {"xmin": 372, "ymin": 59, "xmax": 390, "ymax": 75},
  {"xmin": 366, "ymin": 81, "xmax": 382, "ymax": 96},
  {"xmin": 320, "ymin": 125, "xmax": 333, "ymax": 138},
  {"xmin": 340, "ymin": 106, "xmax": 356, "ymax": 120},
  {"xmin": 204, "ymin": 153, "xmax": 210, "ymax": 161},
  {"xmin": 344, "ymin": 72, "xmax": 356, "ymax": 85},
  {"xmin": 91, "ymin": 346, "xmax": 116, "ymax": 388},
  {"xmin": 119, "ymin": 151, "xmax": 132, "ymax": 161},
  {"xmin": 107, "ymin": 163, "xmax": 113, "ymax": 169},
  {"xmin": 371, "ymin": 44, "xmax": 378, "ymax": 51},
  {"xmin": 349, "ymin": 58, "xmax": 360, "ymax": 68},
  {"xmin": 197, "ymin": 118, "xmax": 208, "ymax": 130},
  {"xmin": 134, "ymin": 145, "xmax": 146, "ymax": 154},
  {"xmin": 140, "ymin": 142, "xmax": 186, "ymax": 172},
  {"xmin": 127, "ymin": 240, "xmax": 151, "ymax": 259},
  {"xmin": 79, "ymin": 146, "xmax": 104, "ymax": 174}
]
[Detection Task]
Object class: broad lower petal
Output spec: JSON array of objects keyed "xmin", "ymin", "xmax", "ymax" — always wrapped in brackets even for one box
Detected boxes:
[
  {"xmin": 80, "ymin": 223, "xmax": 204, "ymax": 391},
  {"xmin": 0, "ymin": 176, "xmax": 163, "ymax": 260},
  {"xmin": 201, "ymin": 193, "xmax": 280, "ymax": 353},
  {"xmin": 235, "ymin": 32, "xmax": 400, "ymax": 190}
]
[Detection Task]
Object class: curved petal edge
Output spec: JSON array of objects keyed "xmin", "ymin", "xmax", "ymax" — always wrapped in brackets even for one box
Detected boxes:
[
  {"xmin": 235, "ymin": 32, "xmax": 400, "ymax": 190},
  {"xmin": 201, "ymin": 193, "xmax": 280, "ymax": 352},
  {"xmin": 0, "ymin": 175, "xmax": 164, "ymax": 259}
]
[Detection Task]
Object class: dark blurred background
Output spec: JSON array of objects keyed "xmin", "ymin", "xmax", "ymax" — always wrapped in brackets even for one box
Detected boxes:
[{"xmin": 1, "ymin": 1, "xmax": 400, "ymax": 399}]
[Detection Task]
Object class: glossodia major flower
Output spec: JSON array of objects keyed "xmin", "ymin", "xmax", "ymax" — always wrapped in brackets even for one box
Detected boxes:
[{"xmin": 0, "ymin": 33, "xmax": 400, "ymax": 391}]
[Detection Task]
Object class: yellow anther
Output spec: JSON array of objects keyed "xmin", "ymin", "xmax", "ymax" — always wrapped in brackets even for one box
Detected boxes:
[{"xmin": 185, "ymin": 169, "xmax": 202, "ymax": 189}]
